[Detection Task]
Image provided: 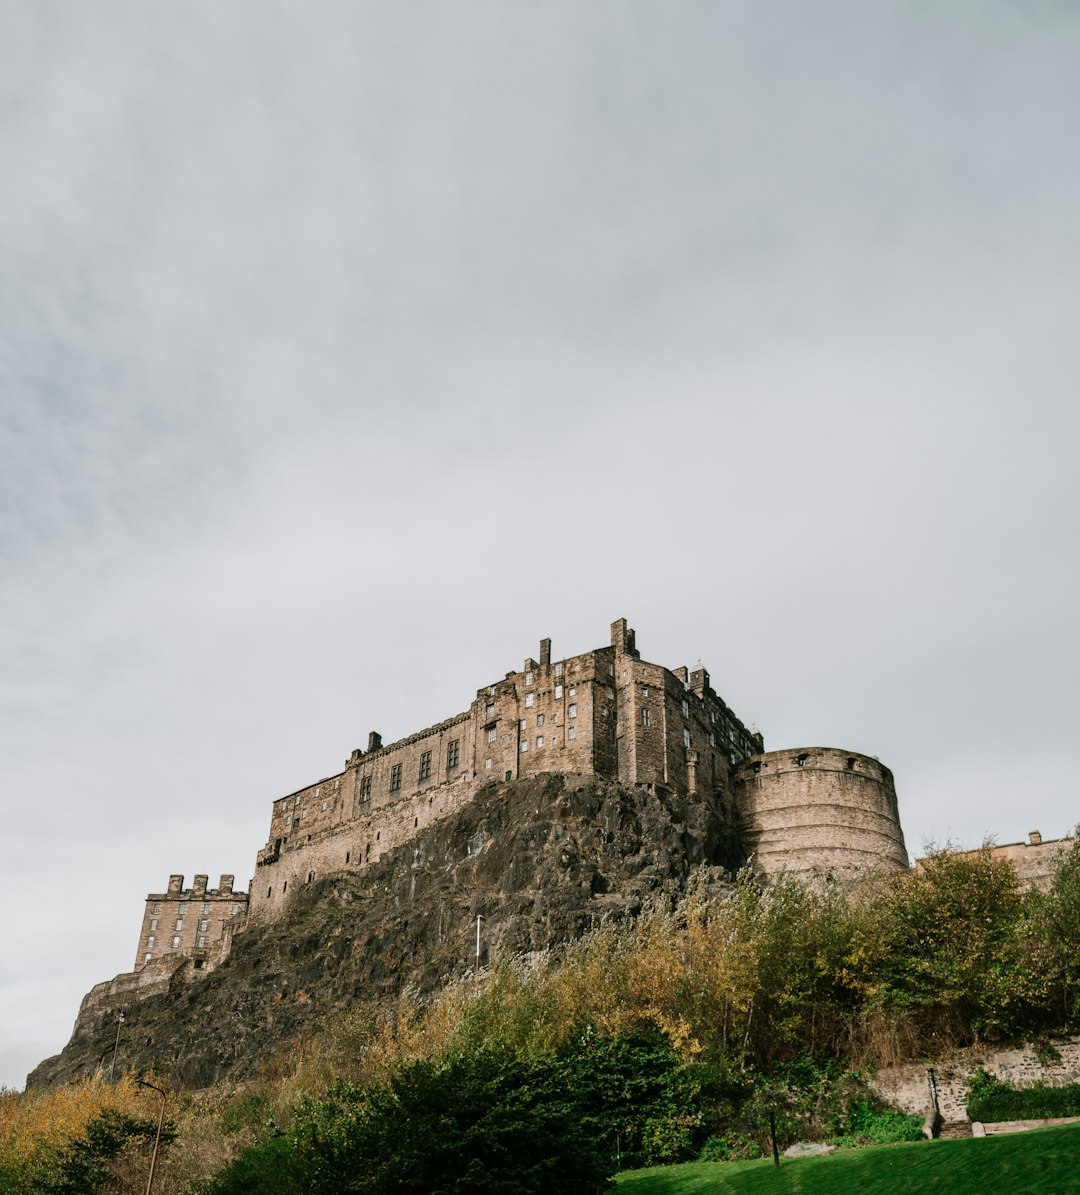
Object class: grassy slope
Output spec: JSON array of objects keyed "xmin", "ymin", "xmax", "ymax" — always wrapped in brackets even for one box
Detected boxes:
[{"xmin": 616, "ymin": 1121, "xmax": 1080, "ymax": 1195}]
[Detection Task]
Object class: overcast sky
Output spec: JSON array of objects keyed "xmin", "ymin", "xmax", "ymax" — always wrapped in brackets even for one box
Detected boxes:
[{"xmin": 3, "ymin": 0, "xmax": 1078, "ymax": 1091}]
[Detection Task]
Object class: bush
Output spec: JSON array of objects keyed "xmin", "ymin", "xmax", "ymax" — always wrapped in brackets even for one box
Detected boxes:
[
  {"xmin": 205, "ymin": 1050, "xmax": 615, "ymax": 1195},
  {"xmin": 832, "ymin": 1099, "xmax": 925, "ymax": 1147},
  {"xmin": 965, "ymin": 1068, "xmax": 1080, "ymax": 1122}
]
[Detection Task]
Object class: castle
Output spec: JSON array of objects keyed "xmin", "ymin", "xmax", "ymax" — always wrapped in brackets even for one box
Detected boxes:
[{"xmin": 131, "ymin": 618, "xmax": 911, "ymax": 974}]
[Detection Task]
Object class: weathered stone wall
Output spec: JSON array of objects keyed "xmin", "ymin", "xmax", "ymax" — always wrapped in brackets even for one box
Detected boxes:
[
  {"xmin": 869, "ymin": 1037, "xmax": 1080, "ymax": 1122},
  {"xmin": 734, "ymin": 748, "xmax": 908, "ymax": 878},
  {"xmin": 134, "ymin": 874, "xmax": 247, "ymax": 972},
  {"xmin": 945, "ymin": 833, "xmax": 1075, "ymax": 892}
]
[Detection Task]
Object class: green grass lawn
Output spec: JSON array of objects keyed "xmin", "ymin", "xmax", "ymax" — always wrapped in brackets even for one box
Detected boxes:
[{"xmin": 615, "ymin": 1121, "xmax": 1080, "ymax": 1195}]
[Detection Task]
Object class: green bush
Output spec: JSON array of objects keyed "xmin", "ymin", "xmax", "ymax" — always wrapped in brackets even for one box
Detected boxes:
[
  {"xmin": 832, "ymin": 1099, "xmax": 925, "ymax": 1147},
  {"xmin": 965, "ymin": 1068, "xmax": 1080, "ymax": 1122}
]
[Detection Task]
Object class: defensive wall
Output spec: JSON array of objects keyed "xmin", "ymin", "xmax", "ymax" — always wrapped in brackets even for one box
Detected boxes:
[
  {"xmin": 943, "ymin": 831, "xmax": 1075, "ymax": 892},
  {"xmin": 734, "ymin": 748, "xmax": 909, "ymax": 878}
]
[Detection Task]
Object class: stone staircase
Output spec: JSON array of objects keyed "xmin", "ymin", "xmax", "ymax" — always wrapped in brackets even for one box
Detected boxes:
[{"xmin": 937, "ymin": 1119, "xmax": 973, "ymax": 1140}]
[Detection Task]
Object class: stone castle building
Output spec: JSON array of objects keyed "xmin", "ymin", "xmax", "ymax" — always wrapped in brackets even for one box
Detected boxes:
[{"xmin": 133, "ymin": 618, "xmax": 910, "ymax": 972}]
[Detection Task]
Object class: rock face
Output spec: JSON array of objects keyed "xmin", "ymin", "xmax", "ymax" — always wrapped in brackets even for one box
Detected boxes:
[{"xmin": 29, "ymin": 774, "xmax": 735, "ymax": 1090}]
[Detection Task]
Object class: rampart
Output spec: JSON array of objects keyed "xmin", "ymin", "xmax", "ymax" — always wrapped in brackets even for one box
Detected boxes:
[{"xmin": 734, "ymin": 747, "xmax": 909, "ymax": 878}]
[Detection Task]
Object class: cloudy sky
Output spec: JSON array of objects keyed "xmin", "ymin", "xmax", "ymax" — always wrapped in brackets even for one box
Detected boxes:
[{"xmin": 3, "ymin": 0, "xmax": 1078, "ymax": 1090}]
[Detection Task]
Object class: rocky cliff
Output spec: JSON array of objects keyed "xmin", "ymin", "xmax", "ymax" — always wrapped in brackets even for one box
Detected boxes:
[{"xmin": 30, "ymin": 773, "xmax": 737, "ymax": 1089}]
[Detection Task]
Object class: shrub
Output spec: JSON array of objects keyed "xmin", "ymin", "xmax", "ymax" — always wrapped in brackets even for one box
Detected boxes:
[{"xmin": 965, "ymin": 1069, "xmax": 1080, "ymax": 1123}]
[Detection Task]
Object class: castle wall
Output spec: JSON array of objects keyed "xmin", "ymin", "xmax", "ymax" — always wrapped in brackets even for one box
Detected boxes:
[
  {"xmin": 734, "ymin": 747, "xmax": 909, "ymax": 878},
  {"xmin": 944, "ymin": 833, "xmax": 1074, "ymax": 892},
  {"xmin": 134, "ymin": 874, "xmax": 247, "ymax": 972}
]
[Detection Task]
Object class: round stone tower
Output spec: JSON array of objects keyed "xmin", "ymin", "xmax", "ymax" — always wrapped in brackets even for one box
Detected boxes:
[{"xmin": 733, "ymin": 747, "xmax": 909, "ymax": 879}]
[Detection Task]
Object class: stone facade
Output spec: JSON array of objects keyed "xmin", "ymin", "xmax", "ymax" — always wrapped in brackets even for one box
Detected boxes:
[
  {"xmin": 946, "ymin": 831, "xmax": 1075, "ymax": 892},
  {"xmin": 133, "ymin": 874, "xmax": 247, "ymax": 973},
  {"xmin": 734, "ymin": 748, "xmax": 909, "ymax": 879}
]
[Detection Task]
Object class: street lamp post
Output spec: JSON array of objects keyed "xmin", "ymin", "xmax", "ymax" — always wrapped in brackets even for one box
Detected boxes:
[
  {"xmin": 109, "ymin": 1010, "xmax": 125, "ymax": 1080},
  {"xmin": 136, "ymin": 1079, "xmax": 167, "ymax": 1195}
]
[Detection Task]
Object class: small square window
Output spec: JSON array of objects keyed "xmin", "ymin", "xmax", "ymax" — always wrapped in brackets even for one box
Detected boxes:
[
  {"xmin": 567, "ymin": 725, "xmax": 576, "ymax": 740},
  {"xmin": 640, "ymin": 685, "xmax": 649, "ymax": 699},
  {"xmin": 536, "ymin": 713, "xmax": 545, "ymax": 727},
  {"xmin": 390, "ymin": 763, "xmax": 402, "ymax": 792},
  {"xmin": 199, "ymin": 919, "xmax": 209, "ymax": 932},
  {"xmin": 147, "ymin": 935, "xmax": 155, "ymax": 947},
  {"xmin": 568, "ymin": 685, "xmax": 576, "ymax": 697},
  {"xmin": 525, "ymin": 692, "xmax": 535, "ymax": 708},
  {"xmin": 197, "ymin": 935, "xmax": 206, "ymax": 948},
  {"xmin": 487, "ymin": 726, "xmax": 497, "ymax": 744},
  {"xmin": 143, "ymin": 953, "xmax": 152, "ymax": 965},
  {"xmin": 484, "ymin": 758, "xmax": 493, "ymax": 770},
  {"xmin": 568, "ymin": 703, "xmax": 577, "ymax": 719},
  {"xmin": 151, "ymin": 903, "xmax": 160, "ymax": 914},
  {"xmin": 520, "ymin": 739, "xmax": 529, "ymax": 752},
  {"xmin": 171, "ymin": 936, "xmax": 181, "ymax": 949},
  {"xmin": 231, "ymin": 903, "xmax": 240, "ymax": 916},
  {"xmin": 536, "ymin": 736, "xmax": 544, "ymax": 748}
]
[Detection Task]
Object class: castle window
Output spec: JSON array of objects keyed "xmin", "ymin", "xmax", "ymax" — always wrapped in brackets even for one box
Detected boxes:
[
  {"xmin": 295, "ymin": 795, "xmax": 301, "ymax": 805},
  {"xmin": 202, "ymin": 903, "xmax": 211, "ymax": 915},
  {"xmin": 390, "ymin": 764, "xmax": 402, "ymax": 792},
  {"xmin": 486, "ymin": 702, "xmax": 495, "ymax": 719},
  {"xmin": 359, "ymin": 775, "xmax": 372, "ymax": 800},
  {"xmin": 536, "ymin": 713, "xmax": 544, "ymax": 727},
  {"xmin": 641, "ymin": 685, "xmax": 648, "ymax": 699},
  {"xmin": 555, "ymin": 684, "xmax": 563, "ymax": 699},
  {"xmin": 568, "ymin": 685, "xmax": 576, "ymax": 697},
  {"xmin": 171, "ymin": 936, "xmax": 181, "ymax": 949},
  {"xmin": 486, "ymin": 725, "xmax": 497, "ymax": 743},
  {"xmin": 174, "ymin": 918, "xmax": 183, "ymax": 931},
  {"xmin": 345, "ymin": 852, "xmax": 350, "ymax": 864},
  {"xmin": 143, "ymin": 953, "xmax": 152, "ymax": 965},
  {"xmin": 484, "ymin": 757, "xmax": 492, "ymax": 769},
  {"xmin": 520, "ymin": 739, "xmax": 529, "ymax": 752},
  {"xmin": 567, "ymin": 725, "xmax": 576, "ymax": 740},
  {"xmin": 796, "ymin": 754, "xmax": 808, "ymax": 767},
  {"xmin": 525, "ymin": 692, "xmax": 535, "ymax": 708},
  {"xmin": 520, "ymin": 719, "xmax": 527, "ymax": 731},
  {"xmin": 607, "ymin": 663, "xmax": 614, "ymax": 677},
  {"xmin": 554, "ymin": 661, "xmax": 563, "ymax": 678},
  {"xmin": 605, "ymin": 686, "xmax": 614, "ymax": 701},
  {"xmin": 568, "ymin": 703, "xmax": 577, "ymax": 719},
  {"xmin": 149, "ymin": 918, "xmax": 157, "ymax": 931},
  {"xmin": 418, "ymin": 751, "xmax": 432, "ymax": 781},
  {"xmin": 197, "ymin": 935, "xmax": 207, "ymax": 948},
  {"xmin": 681, "ymin": 699, "xmax": 689, "ymax": 718},
  {"xmin": 147, "ymin": 935, "xmax": 155, "ymax": 948},
  {"xmin": 709, "ymin": 733, "xmax": 715, "ymax": 747},
  {"xmin": 525, "ymin": 671, "xmax": 534, "ymax": 685},
  {"xmin": 267, "ymin": 886, "xmax": 272, "ymax": 898},
  {"xmin": 683, "ymin": 728, "xmax": 691, "ymax": 748},
  {"xmin": 641, "ymin": 708, "xmax": 651, "ymax": 727},
  {"xmin": 447, "ymin": 739, "xmax": 460, "ymax": 770},
  {"xmin": 232, "ymin": 904, "xmax": 240, "ymax": 915},
  {"xmin": 199, "ymin": 919, "xmax": 209, "ymax": 932},
  {"xmin": 536, "ymin": 736, "xmax": 544, "ymax": 748},
  {"xmin": 151, "ymin": 903, "xmax": 161, "ymax": 914}
]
